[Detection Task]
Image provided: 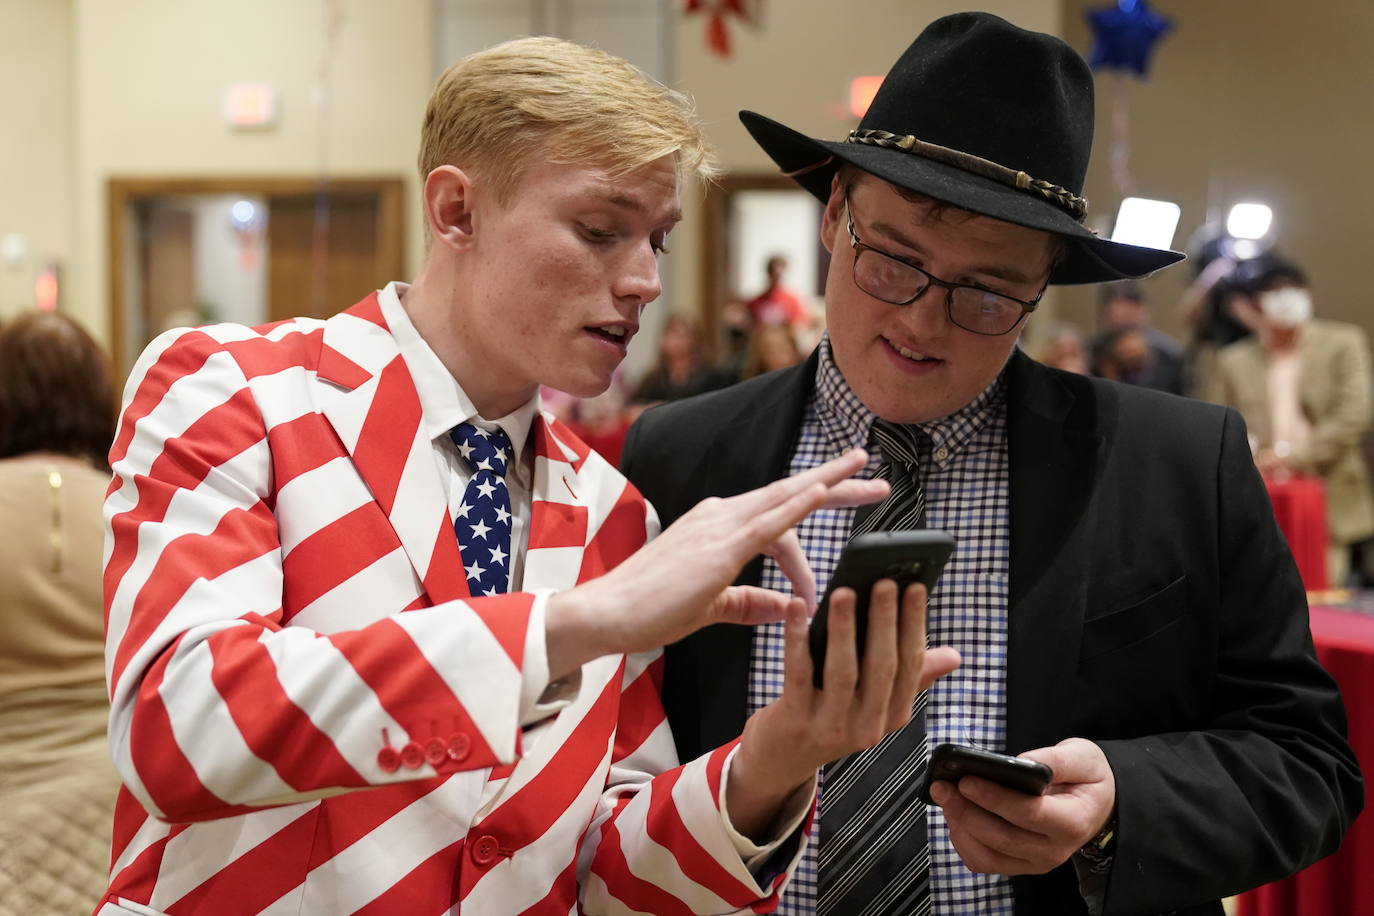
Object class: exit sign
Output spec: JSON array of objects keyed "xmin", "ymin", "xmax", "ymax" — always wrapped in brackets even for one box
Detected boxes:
[{"xmin": 224, "ymin": 82, "xmax": 277, "ymax": 129}]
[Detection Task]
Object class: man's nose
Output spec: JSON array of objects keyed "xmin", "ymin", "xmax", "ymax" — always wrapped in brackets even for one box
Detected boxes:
[
  {"xmin": 898, "ymin": 282, "xmax": 952, "ymax": 335},
  {"xmin": 614, "ymin": 244, "xmax": 662, "ymax": 307}
]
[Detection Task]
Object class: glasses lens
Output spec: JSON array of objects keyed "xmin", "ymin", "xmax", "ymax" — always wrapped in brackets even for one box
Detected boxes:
[
  {"xmin": 854, "ymin": 249, "xmax": 927, "ymax": 305},
  {"xmin": 948, "ymin": 287, "xmax": 1026, "ymax": 335}
]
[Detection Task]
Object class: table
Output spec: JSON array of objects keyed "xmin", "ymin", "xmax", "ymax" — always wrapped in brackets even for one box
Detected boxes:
[
  {"xmin": 1235, "ymin": 605, "xmax": 1374, "ymax": 916},
  {"xmin": 1265, "ymin": 476, "xmax": 1328, "ymax": 591}
]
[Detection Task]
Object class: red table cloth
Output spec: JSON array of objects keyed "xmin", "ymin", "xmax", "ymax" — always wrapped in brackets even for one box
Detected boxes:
[
  {"xmin": 1236, "ymin": 606, "xmax": 1373, "ymax": 915},
  {"xmin": 1265, "ymin": 476, "xmax": 1329, "ymax": 591}
]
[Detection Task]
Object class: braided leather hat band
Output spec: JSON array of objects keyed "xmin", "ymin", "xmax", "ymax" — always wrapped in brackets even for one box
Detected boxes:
[{"xmin": 846, "ymin": 129, "xmax": 1089, "ymax": 223}]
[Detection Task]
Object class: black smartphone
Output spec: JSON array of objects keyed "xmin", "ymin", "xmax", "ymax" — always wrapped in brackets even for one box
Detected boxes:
[
  {"xmin": 919, "ymin": 743, "xmax": 1053, "ymax": 804},
  {"xmin": 808, "ymin": 529, "xmax": 955, "ymax": 687}
]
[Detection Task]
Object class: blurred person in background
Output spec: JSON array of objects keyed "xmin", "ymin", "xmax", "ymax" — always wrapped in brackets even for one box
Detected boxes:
[
  {"xmin": 0, "ymin": 311, "xmax": 120, "ymax": 914},
  {"xmin": 1037, "ymin": 322, "xmax": 1089, "ymax": 374},
  {"xmin": 718, "ymin": 296, "xmax": 754, "ymax": 378},
  {"xmin": 1206, "ymin": 257, "xmax": 1374, "ymax": 585},
  {"xmin": 631, "ymin": 313, "xmax": 735, "ymax": 404},
  {"xmin": 1177, "ymin": 250, "xmax": 1261, "ymax": 396},
  {"xmin": 741, "ymin": 321, "xmax": 805, "ymax": 379},
  {"xmin": 744, "ymin": 253, "xmax": 811, "ymax": 330},
  {"xmin": 1088, "ymin": 281, "xmax": 1185, "ymax": 394}
]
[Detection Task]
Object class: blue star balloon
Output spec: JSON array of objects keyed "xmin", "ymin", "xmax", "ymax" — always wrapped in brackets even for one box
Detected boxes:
[{"xmin": 1086, "ymin": 0, "xmax": 1173, "ymax": 78}]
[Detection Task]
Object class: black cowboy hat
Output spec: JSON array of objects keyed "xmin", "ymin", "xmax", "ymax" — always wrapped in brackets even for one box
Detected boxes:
[{"xmin": 740, "ymin": 11, "xmax": 1184, "ymax": 285}]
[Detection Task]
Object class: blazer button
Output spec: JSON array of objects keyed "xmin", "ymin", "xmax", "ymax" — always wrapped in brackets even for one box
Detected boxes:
[
  {"xmin": 424, "ymin": 737, "xmax": 448, "ymax": 767},
  {"xmin": 400, "ymin": 741, "xmax": 425, "ymax": 770},
  {"xmin": 448, "ymin": 732, "xmax": 472, "ymax": 762},
  {"xmin": 470, "ymin": 834, "xmax": 501, "ymax": 866},
  {"xmin": 376, "ymin": 746, "xmax": 401, "ymax": 773}
]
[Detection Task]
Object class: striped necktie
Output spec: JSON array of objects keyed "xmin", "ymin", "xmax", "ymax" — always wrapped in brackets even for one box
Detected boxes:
[
  {"xmin": 449, "ymin": 422, "xmax": 514, "ymax": 596},
  {"xmin": 819, "ymin": 418, "xmax": 933, "ymax": 916}
]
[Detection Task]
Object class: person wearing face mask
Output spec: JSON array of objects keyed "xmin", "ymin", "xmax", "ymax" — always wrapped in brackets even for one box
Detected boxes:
[{"xmin": 1207, "ymin": 257, "xmax": 1374, "ymax": 585}]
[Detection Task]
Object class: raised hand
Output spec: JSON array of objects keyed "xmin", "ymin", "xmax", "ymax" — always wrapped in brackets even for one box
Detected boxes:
[
  {"xmin": 726, "ymin": 580, "xmax": 962, "ymax": 839},
  {"xmin": 546, "ymin": 449, "xmax": 889, "ymax": 674}
]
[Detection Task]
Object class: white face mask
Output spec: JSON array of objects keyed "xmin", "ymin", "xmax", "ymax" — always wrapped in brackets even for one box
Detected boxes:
[{"xmin": 1259, "ymin": 287, "xmax": 1312, "ymax": 328}]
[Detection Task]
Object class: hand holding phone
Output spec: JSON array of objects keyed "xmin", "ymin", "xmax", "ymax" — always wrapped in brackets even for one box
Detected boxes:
[
  {"xmin": 808, "ymin": 530, "xmax": 955, "ymax": 687},
  {"xmin": 919, "ymin": 743, "xmax": 1053, "ymax": 804}
]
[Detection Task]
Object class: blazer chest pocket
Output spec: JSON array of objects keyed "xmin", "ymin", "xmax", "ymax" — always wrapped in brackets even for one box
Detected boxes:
[{"xmin": 1079, "ymin": 576, "xmax": 1187, "ymax": 666}]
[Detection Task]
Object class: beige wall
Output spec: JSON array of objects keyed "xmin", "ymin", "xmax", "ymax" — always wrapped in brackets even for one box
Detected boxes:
[
  {"xmin": 1060, "ymin": 0, "xmax": 1374, "ymax": 341},
  {"xmin": 0, "ymin": 0, "xmax": 73, "ymax": 320},
  {"xmin": 669, "ymin": 1, "xmax": 1062, "ymax": 327},
  {"xmin": 69, "ymin": 0, "xmax": 432, "ymax": 349},
  {"xmin": 9, "ymin": 1, "xmax": 1368, "ymax": 367}
]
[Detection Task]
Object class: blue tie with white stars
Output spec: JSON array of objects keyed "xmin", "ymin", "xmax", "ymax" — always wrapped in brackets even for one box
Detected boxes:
[{"xmin": 449, "ymin": 422, "xmax": 514, "ymax": 596}]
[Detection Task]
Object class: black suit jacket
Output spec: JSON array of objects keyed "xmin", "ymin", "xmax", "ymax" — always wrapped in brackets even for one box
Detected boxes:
[{"xmin": 621, "ymin": 349, "xmax": 1362, "ymax": 916}]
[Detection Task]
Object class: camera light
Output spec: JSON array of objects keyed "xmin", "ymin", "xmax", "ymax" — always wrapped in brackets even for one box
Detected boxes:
[
  {"xmin": 1226, "ymin": 203, "xmax": 1272, "ymax": 240},
  {"xmin": 1110, "ymin": 197, "xmax": 1181, "ymax": 250}
]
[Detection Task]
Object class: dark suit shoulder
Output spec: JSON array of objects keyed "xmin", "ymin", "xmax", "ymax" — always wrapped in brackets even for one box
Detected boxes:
[
  {"xmin": 629, "ymin": 366, "xmax": 804, "ymax": 452},
  {"xmin": 1020, "ymin": 355, "xmax": 1231, "ymax": 440}
]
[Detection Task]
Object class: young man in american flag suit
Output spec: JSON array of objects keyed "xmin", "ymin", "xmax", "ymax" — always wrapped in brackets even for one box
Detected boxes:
[{"xmin": 97, "ymin": 37, "xmax": 961, "ymax": 916}]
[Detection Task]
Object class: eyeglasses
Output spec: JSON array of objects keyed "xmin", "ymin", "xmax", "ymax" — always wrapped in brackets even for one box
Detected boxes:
[{"xmin": 844, "ymin": 196, "xmax": 1047, "ymax": 336}]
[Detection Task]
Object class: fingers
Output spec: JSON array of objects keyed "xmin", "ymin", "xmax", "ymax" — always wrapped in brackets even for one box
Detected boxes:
[
  {"xmin": 942, "ymin": 802, "xmax": 1041, "ymax": 876},
  {"xmin": 887, "ymin": 583, "xmax": 927, "ymax": 727},
  {"xmin": 818, "ymin": 588, "xmax": 860, "ymax": 720},
  {"xmin": 820, "ymin": 478, "xmax": 890, "ymax": 510},
  {"xmin": 740, "ymin": 481, "xmax": 831, "ymax": 557},
  {"xmin": 732, "ymin": 449, "xmax": 869, "ymax": 517},
  {"xmin": 780, "ymin": 598, "xmax": 814, "ymax": 697},
  {"xmin": 767, "ymin": 529, "xmax": 817, "ymax": 611},
  {"xmin": 854, "ymin": 579, "xmax": 899, "ymax": 731},
  {"xmin": 920, "ymin": 647, "xmax": 963, "ymax": 693},
  {"xmin": 711, "ymin": 586, "xmax": 794, "ymax": 626},
  {"xmin": 1018, "ymin": 738, "xmax": 1105, "ymax": 786}
]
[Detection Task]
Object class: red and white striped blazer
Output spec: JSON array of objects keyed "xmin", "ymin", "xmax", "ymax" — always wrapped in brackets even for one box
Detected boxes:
[{"xmin": 98, "ymin": 293, "xmax": 805, "ymax": 915}]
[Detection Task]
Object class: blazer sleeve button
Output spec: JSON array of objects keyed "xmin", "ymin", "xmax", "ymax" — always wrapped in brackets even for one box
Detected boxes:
[
  {"xmin": 377, "ymin": 746, "xmax": 401, "ymax": 773},
  {"xmin": 424, "ymin": 737, "xmax": 448, "ymax": 767},
  {"xmin": 400, "ymin": 741, "xmax": 425, "ymax": 770},
  {"xmin": 448, "ymin": 732, "xmax": 472, "ymax": 762}
]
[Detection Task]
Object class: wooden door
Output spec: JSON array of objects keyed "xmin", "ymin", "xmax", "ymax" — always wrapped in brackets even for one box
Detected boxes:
[
  {"xmin": 267, "ymin": 192, "xmax": 386, "ymax": 322},
  {"xmin": 139, "ymin": 204, "xmax": 195, "ymax": 339}
]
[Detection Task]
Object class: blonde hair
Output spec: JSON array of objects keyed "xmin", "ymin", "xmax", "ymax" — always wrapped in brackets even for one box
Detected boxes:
[{"xmin": 420, "ymin": 36, "xmax": 716, "ymax": 201}]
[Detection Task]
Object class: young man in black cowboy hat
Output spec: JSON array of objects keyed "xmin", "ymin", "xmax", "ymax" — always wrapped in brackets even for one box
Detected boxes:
[{"xmin": 622, "ymin": 11, "xmax": 1361, "ymax": 916}]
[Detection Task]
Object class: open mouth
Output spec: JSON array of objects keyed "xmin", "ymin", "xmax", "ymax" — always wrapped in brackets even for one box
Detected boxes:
[
  {"xmin": 586, "ymin": 325, "xmax": 632, "ymax": 346},
  {"xmin": 886, "ymin": 337, "xmax": 941, "ymax": 364}
]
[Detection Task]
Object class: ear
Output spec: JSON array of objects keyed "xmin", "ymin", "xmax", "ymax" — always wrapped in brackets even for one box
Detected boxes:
[
  {"xmin": 819, "ymin": 173, "xmax": 846, "ymax": 255},
  {"xmin": 423, "ymin": 165, "xmax": 476, "ymax": 251}
]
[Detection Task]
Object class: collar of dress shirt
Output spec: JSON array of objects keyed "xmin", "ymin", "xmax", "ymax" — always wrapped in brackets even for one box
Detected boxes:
[
  {"xmin": 813, "ymin": 332, "xmax": 1008, "ymax": 471},
  {"xmin": 378, "ymin": 281, "xmax": 538, "ymax": 483}
]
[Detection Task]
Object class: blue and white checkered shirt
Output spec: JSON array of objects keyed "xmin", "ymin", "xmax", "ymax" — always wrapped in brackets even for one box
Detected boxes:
[{"xmin": 751, "ymin": 334, "xmax": 1013, "ymax": 915}]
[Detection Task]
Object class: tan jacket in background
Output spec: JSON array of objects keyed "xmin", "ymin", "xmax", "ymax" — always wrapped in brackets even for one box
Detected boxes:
[
  {"xmin": 0, "ymin": 454, "xmax": 120, "ymax": 916},
  {"xmin": 1207, "ymin": 319, "xmax": 1374, "ymax": 545}
]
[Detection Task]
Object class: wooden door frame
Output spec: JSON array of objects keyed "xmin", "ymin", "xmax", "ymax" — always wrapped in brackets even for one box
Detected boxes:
[
  {"xmin": 107, "ymin": 175, "xmax": 405, "ymax": 379},
  {"xmin": 698, "ymin": 173, "xmax": 817, "ymax": 355}
]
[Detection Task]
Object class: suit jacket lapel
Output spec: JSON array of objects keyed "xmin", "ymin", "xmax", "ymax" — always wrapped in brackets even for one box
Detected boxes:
[
  {"xmin": 1004, "ymin": 350, "xmax": 1105, "ymax": 755},
  {"xmin": 316, "ymin": 293, "xmax": 471, "ymax": 605},
  {"xmin": 520, "ymin": 415, "xmax": 594, "ymax": 592}
]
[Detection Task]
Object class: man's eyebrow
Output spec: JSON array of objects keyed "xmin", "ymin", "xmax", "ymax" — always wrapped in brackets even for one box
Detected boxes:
[{"xmin": 869, "ymin": 217, "xmax": 1035, "ymax": 285}]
